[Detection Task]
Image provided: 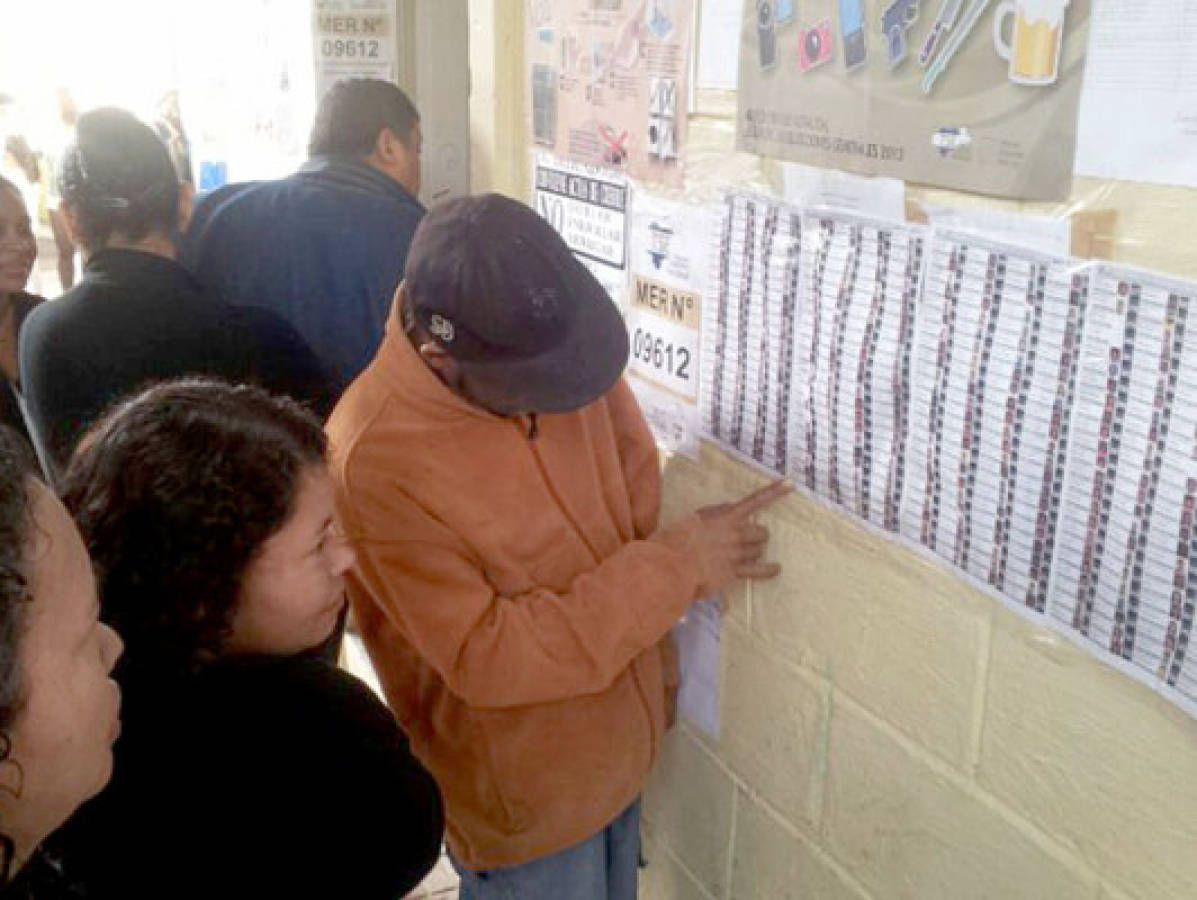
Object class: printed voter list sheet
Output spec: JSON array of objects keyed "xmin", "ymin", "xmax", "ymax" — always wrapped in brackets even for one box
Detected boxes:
[
  {"xmin": 902, "ymin": 232, "xmax": 1091, "ymax": 608},
  {"xmin": 702, "ymin": 193, "xmax": 803, "ymax": 475},
  {"xmin": 625, "ymin": 192, "xmax": 711, "ymax": 458},
  {"xmin": 792, "ymin": 212, "xmax": 924, "ymax": 531},
  {"xmin": 1048, "ymin": 266, "xmax": 1197, "ymax": 704}
]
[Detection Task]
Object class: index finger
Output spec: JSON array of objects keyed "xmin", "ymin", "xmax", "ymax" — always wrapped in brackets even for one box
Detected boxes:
[{"xmin": 729, "ymin": 479, "xmax": 793, "ymax": 517}]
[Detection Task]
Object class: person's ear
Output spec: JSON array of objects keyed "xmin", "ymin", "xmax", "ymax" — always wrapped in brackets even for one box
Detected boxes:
[
  {"xmin": 176, "ymin": 180, "xmax": 195, "ymax": 235},
  {"xmin": 59, "ymin": 203, "xmax": 84, "ymax": 247},
  {"xmin": 372, "ymin": 126, "xmax": 419, "ymax": 194}
]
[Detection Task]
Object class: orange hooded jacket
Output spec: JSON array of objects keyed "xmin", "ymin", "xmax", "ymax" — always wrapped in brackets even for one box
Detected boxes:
[{"xmin": 327, "ymin": 309, "xmax": 709, "ymax": 871}]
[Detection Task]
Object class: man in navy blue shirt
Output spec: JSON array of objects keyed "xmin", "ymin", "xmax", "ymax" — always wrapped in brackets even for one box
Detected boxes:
[{"xmin": 181, "ymin": 79, "xmax": 425, "ymax": 396}]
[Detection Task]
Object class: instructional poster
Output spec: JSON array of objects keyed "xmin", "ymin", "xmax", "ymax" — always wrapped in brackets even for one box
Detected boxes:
[
  {"xmin": 526, "ymin": 0, "xmax": 696, "ymax": 186},
  {"xmin": 311, "ymin": 0, "xmax": 395, "ymax": 99},
  {"xmin": 737, "ymin": 0, "xmax": 1091, "ymax": 200},
  {"xmin": 795, "ymin": 212, "xmax": 925, "ymax": 530},
  {"xmin": 533, "ymin": 153, "xmax": 630, "ymax": 305},
  {"xmin": 626, "ymin": 193, "xmax": 709, "ymax": 457}
]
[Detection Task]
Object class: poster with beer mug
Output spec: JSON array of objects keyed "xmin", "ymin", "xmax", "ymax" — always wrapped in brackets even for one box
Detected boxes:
[{"xmin": 736, "ymin": 0, "xmax": 1089, "ymax": 200}]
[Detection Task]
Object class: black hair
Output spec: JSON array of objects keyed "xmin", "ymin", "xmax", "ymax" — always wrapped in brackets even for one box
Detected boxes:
[
  {"xmin": 0, "ymin": 428, "xmax": 39, "ymax": 884},
  {"xmin": 307, "ymin": 78, "xmax": 419, "ymax": 158},
  {"xmin": 60, "ymin": 379, "xmax": 326, "ymax": 676},
  {"xmin": 56, "ymin": 107, "xmax": 179, "ymax": 250}
]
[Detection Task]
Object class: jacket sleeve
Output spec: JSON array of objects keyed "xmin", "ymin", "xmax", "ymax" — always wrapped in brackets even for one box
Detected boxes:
[{"xmin": 339, "ymin": 471, "xmax": 710, "ymax": 710}]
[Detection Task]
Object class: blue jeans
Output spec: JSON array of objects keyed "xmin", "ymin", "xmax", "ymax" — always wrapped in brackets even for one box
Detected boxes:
[{"xmin": 451, "ymin": 800, "xmax": 641, "ymax": 900}]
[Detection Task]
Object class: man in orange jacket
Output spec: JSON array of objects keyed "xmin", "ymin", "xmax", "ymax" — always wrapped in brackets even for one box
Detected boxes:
[{"xmin": 327, "ymin": 194, "xmax": 789, "ymax": 899}]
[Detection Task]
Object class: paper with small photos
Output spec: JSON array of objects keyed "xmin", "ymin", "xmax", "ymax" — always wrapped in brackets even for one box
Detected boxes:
[
  {"xmin": 701, "ymin": 193, "xmax": 803, "ymax": 476},
  {"xmin": 902, "ymin": 233, "xmax": 1091, "ymax": 610},
  {"xmin": 1047, "ymin": 267, "xmax": 1197, "ymax": 704},
  {"xmin": 793, "ymin": 212, "xmax": 924, "ymax": 530}
]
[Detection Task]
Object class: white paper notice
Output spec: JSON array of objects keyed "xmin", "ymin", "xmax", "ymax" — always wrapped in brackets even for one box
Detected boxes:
[
  {"xmin": 311, "ymin": 0, "xmax": 396, "ymax": 100},
  {"xmin": 794, "ymin": 213, "xmax": 925, "ymax": 531},
  {"xmin": 903, "ymin": 232, "xmax": 1090, "ymax": 607},
  {"xmin": 533, "ymin": 153, "xmax": 630, "ymax": 305},
  {"xmin": 626, "ymin": 193, "xmax": 708, "ymax": 458},
  {"xmin": 1048, "ymin": 266, "xmax": 1197, "ymax": 703},
  {"xmin": 696, "ymin": 0, "xmax": 743, "ymax": 91},
  {"xmin": 1074, "ymin": 0, "xmax": 1197, "ymax": 188},
  {"xmin": 674, "ymin": 596, "xmax": 722, "ymax": 738},
  {"xmin": 921, "ymin": 205, "xmax": 1073, "ymax": 258},
  {"xmin": 703, "ymin": 194, "xmax": 803, "ymax": 475},
  {"xmin": 781, "ymin": 162, "xmax": 907, "ymax": 222}
]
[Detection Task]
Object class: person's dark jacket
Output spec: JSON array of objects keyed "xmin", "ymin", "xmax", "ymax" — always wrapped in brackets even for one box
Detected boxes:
[
  {"xmin": 180, "ymin": 157, "xmax": 425, "ymax": 396},
  {"xmin": 47, "ymin": 653, "xmax": 444, "ymax": 899},
  {"xmin": 18, "ymin": 248, "xmax": 333, "ymax": 481}
]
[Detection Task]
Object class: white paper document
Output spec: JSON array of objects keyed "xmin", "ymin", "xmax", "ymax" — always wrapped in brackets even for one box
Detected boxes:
[
  {"xmin": 702, "ymin": 194, "xmax": 803, "ymax": 475},
  {"xmin": 921, "ymin": 204, "xmax": 1073, "ymax": 258},
  {"xmin": 626, "ymin": 193, "xmax": 710, "ymax": 458},
  {"xmin": 903, "ymin": 233, "xmax": 1090, "ymax": 609},
  {"xmin": 1047, "ymin": 266, "xmax": 1197, "ymax": 700},
  {"xmin": 696, "ymin": 0, "xmax": 743, "ymax": 90},
  {"xmin": 1074, "ymin": 0, "xmax": 1197, "ymax": 188},
  {"xmin": 781, "ymin": 163, "xmax": 907, "ymax": 222},
  {"xmin": 674, "ymin": 596, "xmax": 722, "ymax": 738},
  {"xmin": 795, "ymin": 213, "xmax": 925, "ymax": 531}
]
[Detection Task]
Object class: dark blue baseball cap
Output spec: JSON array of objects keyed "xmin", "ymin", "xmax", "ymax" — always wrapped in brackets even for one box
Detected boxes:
[{"xmin": 404, "ymin": 193, "xmax": 629, "ymax": 413}]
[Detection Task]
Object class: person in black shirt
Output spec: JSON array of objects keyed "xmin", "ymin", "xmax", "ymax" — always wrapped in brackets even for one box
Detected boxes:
[
  {"xmin": 18, "ymin": 107, "xmax": 332, "ymax": 483},
  {"xmin": 48, "ymin": 379, "xmax": 444, "ymax": 899}
]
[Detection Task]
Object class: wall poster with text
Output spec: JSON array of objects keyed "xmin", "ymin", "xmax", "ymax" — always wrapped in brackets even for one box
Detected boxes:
[
  {"xmin": 738, "ymin": 0, "xmax": 1090, "ymax": 200},
  {"xmin": 527, "ymin": 0, "xmax": 696, "ymax": 187}
]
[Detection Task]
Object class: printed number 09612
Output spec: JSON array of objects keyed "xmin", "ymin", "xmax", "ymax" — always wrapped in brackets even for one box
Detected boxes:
[
  {"xmin": 633, "ymin": 328, "xmax": 691, "ymax": 381},
  {"xmin": 321, "ymin": 39, "xmax": 381, "ymax": 59}
]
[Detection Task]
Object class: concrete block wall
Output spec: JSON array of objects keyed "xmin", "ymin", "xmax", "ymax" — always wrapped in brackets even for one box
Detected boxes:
[
  {"xmin": 642, "ymin": 445, "xmax": 1197, "ymax": 900},
  {"xmin": 464, "ymin": 4, "xmax": 1197, "ymax": 896}
]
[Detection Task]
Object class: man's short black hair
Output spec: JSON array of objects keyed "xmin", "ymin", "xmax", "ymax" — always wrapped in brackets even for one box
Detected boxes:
[{"xmin": 308, "ymin": 78, "xmax": 419, "ymax": 158}]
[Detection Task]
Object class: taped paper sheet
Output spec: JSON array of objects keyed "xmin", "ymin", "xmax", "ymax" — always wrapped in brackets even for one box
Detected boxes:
[
  {"xmin": 626, "ymin": 193, "xmax": 710, "ymax": 458},
  {"xmin": 533, "ymin": 152, "xmax": 630, "ymax": 305},
  {"xmin": 674, "ymin": 595, "xmax": 722, "ymax": 738},
  {"xmin": 1074, "ymin": 0, "xmax": 1197, "ymax": 188}
]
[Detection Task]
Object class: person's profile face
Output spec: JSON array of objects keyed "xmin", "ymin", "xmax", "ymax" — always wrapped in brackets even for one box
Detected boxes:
[
  {"xmin": 228, "ymin": 466, "xmax": 355, "ymax": 656},
  {"xmin": 0, "ymin": 187, "xmax": 36, "ymax": 296},
  {"xmin": 2, "ymin": 483, "xmax": 123, "ymax": 850}
]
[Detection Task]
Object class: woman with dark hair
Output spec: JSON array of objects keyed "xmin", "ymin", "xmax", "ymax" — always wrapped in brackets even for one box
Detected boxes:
[
  {"xmin": 18, "ymin": 107, "xmax": 332, "ymax": 482},
  {"xmin": 0, "ymin": 177, "xmax": 43, "ymax": 448},
  {"xmin": 48, "ymin": 379, "xmax": 443, "ymax": 899},
  {"xmin": 0, "ymin": 425, "xmax": 123, "ymax": 898}
]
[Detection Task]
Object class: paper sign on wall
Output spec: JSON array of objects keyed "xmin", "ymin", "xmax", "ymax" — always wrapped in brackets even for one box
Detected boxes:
[
  {"xmin": 311, "ymin": 0, "xmax": 395, "ymax": 99},
  {"xmin": 626, "ymin": 193, "xmax": 708, "ymax": 457},
  {"xmin": 526, "ymin": 0, "xmax": 696, "ymax": 186},
  {"xmin": 533, "ymin": 152, "xmax": 630, "ymax": 306}
]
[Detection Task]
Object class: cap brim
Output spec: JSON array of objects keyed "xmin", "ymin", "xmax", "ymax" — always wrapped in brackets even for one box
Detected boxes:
[{"xmin": 459, "ymin": 283, "xmax": 630, "ymax": 414}]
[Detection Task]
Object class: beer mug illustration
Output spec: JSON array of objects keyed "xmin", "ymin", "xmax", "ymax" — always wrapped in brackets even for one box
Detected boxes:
[{"xmin": 992, "ymin": 0, "xmax": 1069, "ymax": 86}]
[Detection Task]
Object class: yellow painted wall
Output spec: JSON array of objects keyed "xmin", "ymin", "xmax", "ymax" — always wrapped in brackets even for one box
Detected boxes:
[{"xmin": 467, "ymin": 4, "xmax": 1197, "ymax": 898}]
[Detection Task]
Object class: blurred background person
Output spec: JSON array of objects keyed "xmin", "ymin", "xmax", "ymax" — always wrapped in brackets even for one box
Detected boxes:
[
  {"xmin": 153, "ymin": 90, "xmax": 193, "ymax": 188},
  {"xmin": 0, "ymin": 175, "xmax": 43, "ymax": 449}
]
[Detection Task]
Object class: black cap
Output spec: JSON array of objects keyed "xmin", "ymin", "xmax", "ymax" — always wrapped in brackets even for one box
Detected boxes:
[{"xmin": 404, "ymin": 193, "xmax": 629, "ymax": 413}]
